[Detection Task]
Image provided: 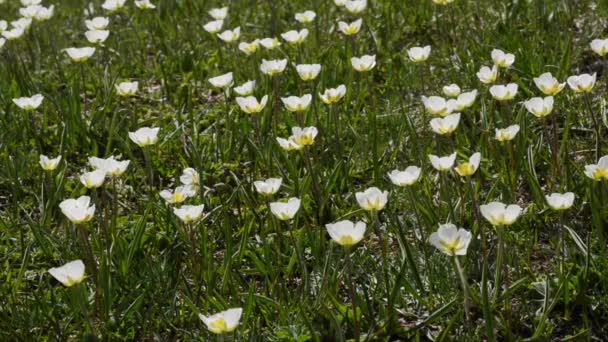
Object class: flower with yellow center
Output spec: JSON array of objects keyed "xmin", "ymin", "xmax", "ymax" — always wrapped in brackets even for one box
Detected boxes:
[
  {"xmin": 495, "ymin": 125, "xmax": 520, "ymax": 142},
  {"xmin": 533, "ymin": 72, "xmax": 565, "ymax": 96},
  {"xmin": 584, "ymin": 155, "xmax": 608, "ymax": 181},
  {"xmin": 351, "ymin": 55, "xmax": 376, "ymax": 72},
  {"xmin": 429, "ymin": 224, "xmax": 472, "ymax": 256},
  {"xmin": 235, "ymin": 95, "xmax": 268, "ymax": 114},
  {"xmin": 355, "ymin": 187, "xmax": 388, "ymax": 211},
  {"xmin": 48, "ymin": 260, "xmax": 86, "ymax": 287},
  {"xmin": 430, "ymin": 113, "xmax": 460, "ymax": 135},
  {"xmin": 290, "ymin": 126, "xmax": 318, "ymax": 146},
  {"xmin": 480, "ymin": 202, "xmax": 522, "ymax": 226},
  {"xmin": 199, "ymin": 308, "xmax": 242, "ymax": 334},
  {"xmin": 270, "ymin": 197, "xmax": 301, "ymax": 220},
  {"xmin": 454, "ymin": 152, "xmax": 481, "ymax": 177},
  {"xmin": 338, "ymin": 18, "xmax": 362, "ymax": 36},
  {"xmin": 281, "ymin": 94, "xmax": 312, "ymax": 112},
  {"xmin": 567, "ymin": 73, "xmax": 596, "ymax": 93},
  {"xmin": 319, "ymin": 85, "xmax": 346, "ymax": 104},
  {"xmin": 39, "ymin": 154, "xmax": 62, "ymax": 171},
  {"xmin": 326, "ymin": 220, "xmax": 366, "ymax": 247}
]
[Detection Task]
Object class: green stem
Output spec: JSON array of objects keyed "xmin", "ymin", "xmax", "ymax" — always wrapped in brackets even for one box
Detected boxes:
[
  {"xmin": 345, "ymin": 249, "xmax": 360, "ymax": 342},
  {"xmin": 454, "ymin": 256, "xmax": 471, "ymax": 322}
]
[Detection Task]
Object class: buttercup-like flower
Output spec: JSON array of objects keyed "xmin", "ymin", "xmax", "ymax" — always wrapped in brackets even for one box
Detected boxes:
[
  {"xmin": 199, "ymin": 308, "xmax": 242, "ymax": 334},
  {"xmin": 13, "ymin": 94, "xmax": 44, "ymax": 110},
  {"xmin": 217, "ymin": 27, "xmax": 240, "ymax": 43},
  {"xmin": 345, "ymin": 0, "xmax": 367, "ymax": 14},
  {"xmin": 236, "ymin": 95, "xmax": 268, "ymax": 113},
  {"xmin": 281, "ymin": 29, "xmax": 309, "ymax": 45},
  {"xmin": 388, "ymin": 166, "xmax": 422, "ymax": 186},
  {"xmin": 173, "ymin": 204, "xmax": 205, "ymax": 223},
  {"xmin": 477, "ymin": 65, "xmax": 498, "ymax": 84},
  {"xmin": 432, "ymin": 0, "xmax": 455, "ymax": 4},
  {"xmin": 65, "ymin": 47, "xmax": 95, "ymax": 62},
  {"xmin": 233, "ymin": 80, "xmax": 256, "ymax": 96},
  {"xmin": 48, "ymin": 260, "xmax": 86, "ymax": 287},
  {"xmin": 134, "ymin": 0, "xmax": 155, "ymax": 9},
  {"xmin": 351, "ymin": 55, "xmax": 376, "ymax": 72},
  {"xmin": 208, "ymin": 7, "xmax": 228, "ymax": 20},
  {"xmin": 203, "ymin": 20, "xmax": 224, "ymax": 34},
  {"xmin": 276, "ymin": 137, "xmax": 303, "ymax": 151},
  {"xmin": 319, "ymin": 85, "xmax": 346, "ymax": 104},
  {"xmin": 430, "ymin": 113, "xmax": 461, "ymax": 135},
  {"xmin": 429, "ymin": 224, "xmax": 472, "ymax": 256},
  {"xmin": 546, "ymin": 192, "xmax": 575, "ymax": 211},
  {"xmin": 447, "ymin": 90, "xmax": 478, "ymax": 111},
  {"xmin": 480, "ymin": 202, "xmax": 522, "ymax": 226},
  {"xmin": 524, "ymin": 96, "xmax": 554, "ymax": 118},
  {"xmin": 429, "ymin": 152, "xmax": 457, "ymax": 171},
  {"xmin": 33, "ymin": 5, "xmax": 55, "ymax": 21},
  {"xmin": 85, "ymin": 30, "xmax": 110, "ymax": 44},
  {"xmin": 160, "ymin": 186, "xmax": 196, "ymax": 204},
  {"xmin": 590, "ymin": 38, "xmax": 608, "ymax": 56},
  {"xmin": 128, "ymin": 127, "xmax": 160, "ymax": 147},
  {"xmin": 295, "ymin": 10, "xmax": 316, "ymax": 23},
  {"xmin": 281, "ymin": 94, "xmax": 312, "ymax": 112},
  {"xmin": 80, "ymin": 169, "xmax": 107, "ymax": 189},
  {"xmin": 584, "ymin": 155, "xmax": 608, "ymax": 181},
  {"xmin": 85, "ymin": 17, "xmax": 109, "ymax": 31},
  {"xmin": 356, "ymin": 187, "xmax": 388, "ymax": 211},
  {"xmin": 534, "ymin": 72, "xmax": 565, "ymax": 95},
  {"xmin": 491, "ymin": 49, "xmax": 515, "ymax": 68},
  {"xmin": 12, "ymin": 18, "xmax": 33, "ymax": 31},
  {"xmin": 295, "ymin": 64, "xmax": 321, "ymax": 81},
  {"xmin": 489, "ymin": 83, "xmax": 518, "ymax": 101},
  {"xmin": 2, "ymin": 27, "xmax": 26, "ymax": 40},
  {"xmin": 115, "ymin": 81, "xmax": 138, "ymax": 97},
  {"xmin": 39, "ymin": 154, "xmax": 61, "ymax": 171},
  {"xmin": 270, "ymin": 197, "xmax": 301, "ymax": 220},
  {"xmin": 454, "ymin": 152, "xmax": 481, "ymax": 177},
  {"xmin": 88, "ymin": 156, "xmax": 130, "ymax": 177},
  {"xmin": 326, "ymin": 220, "xmax": 366, "ymax": 246},
  {"xmin": 260, "ymin": 59, "xmax": 288, "ymax": 76},
  {"xmin": 238, "ymin": 40, "xmax": 260, "ymax": 55},
  {"xmin": 421, "ymin": 95, "xmax": 454, "ymax": 117},
  {"xmin": 407, "ymin": 45, "xmax": 431, "ymax": 63},
  {"xmin": 259, "ymin": 37, "xmax": 280, "ymax": 50},
  {"xmin": 59, "ymin": 196, "xmax": 96, "ymax": 224},
  {"xmin": 208, "ymin": 72, "xmax": 233, "ymax": 89},
  {"xmin": 180, "ymin": 167, "xmax": 200, "ymax": 192},
  {"xmin": 338, "ymin": 18, "xmax": 362, "ymax": 36},
  {"xmin": 253, "ymin": 178, "xmax": 282, "ymax": 196},
  {"xmin": 567, "ymin": 73, "xmax": 596, "ymax": 93},
  {"xmin": 290, "ymin": 126, "xmax": 318, "ymax": 146},
  {"xmin": 495, "ymin": 125, "xmax": 520, "ymax": 142},
  {"xmin": 443, "ymin": 84, "xmax": 461, "ymax": 97},
  {"xmin": 101, "ymin": 0, "xmax": 126, "ymax": 12}
]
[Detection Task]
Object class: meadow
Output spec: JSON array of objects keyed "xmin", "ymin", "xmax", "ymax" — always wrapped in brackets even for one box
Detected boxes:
[{"xmin": 1, "ymin": 0, "xmax": 608, "ymax": 340}]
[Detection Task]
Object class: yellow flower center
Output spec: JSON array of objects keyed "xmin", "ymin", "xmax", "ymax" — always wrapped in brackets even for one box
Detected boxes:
[
  {"xmin": 337, "ymin": 235, "xmax": 355, "ymax": 246},
  {"xmin": 593, "ymin": 167, "xmax": 608, "ymax": 180},
  {"xmin": 210, "ymin": 318, "xmax": 228, "ymax": 333},
  {"xmin": 439, "ymin": 237, "xmax": 461, "ymax": 255}
]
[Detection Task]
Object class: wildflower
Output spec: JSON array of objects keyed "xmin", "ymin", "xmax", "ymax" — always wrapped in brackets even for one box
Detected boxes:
[
  {"xmin": 203, "ymin": 20, "xmax": 223, "ymax": 34},
  {"xmin": 281, "ymin": 29, "xmax": 309, "ymax": 45},
  {"xmin": 259, "ymin": 37, "xmax": 280, "ymax": 50},
  {"xmin": 115, "ymin": 81, "xmax": 138, "ymax": 97},
  {"xmin": 430, "ymin": 113, "xmax": 461, "ymax": 135},
  {"xmin": 233, "ymin": 80, "xmax": 256, "ymax": 96},
  {"xmin": 59, "ymin": 196, "xmax": 96, "ymax": 224},
  {"xmin": 387, "ymin": 166, "xmax": 422, "ymax": 186},
  {"xmin": 173, "ymin": 204, "xmax": 205, "ymax": 223},
  {"xmin": 295, "ymin": 10, "xmax": 316, "ymax": 23},
  {"xmin": 160, "ymin": 186, "xmax": 196, "ymax": 204},
  {"xmin": 65, "ymin": 47, "xmax": 95, "ymax": 63},
  {"xmin": 454, "ymin": 152, "xmax": 481, "ymax": 177},
  {"xmin": 429, "ymin": 152, "xmax": 457, "ymax": 171},
  {"xmin": 319, "ymin": 85, "xmax": 346, "ymax": 104},
  {"xmin": 128, "ymin": 127, "xmax": 160, "ymax": 147},
  {"xmin": 2, "ymin": 27, "xmax": 26, "ymax": 40},
  {"xmin": 491, "ymin": 49, "xmax": 515, "ymax": 68},
  {"xmin": 80, "ymin": 170, "xmax": 107, "ymax": 189},
  {"xmin": 260, "ymin": 59, "xmax": 288, "ymax": 76},
  {"xmin": 270, "ymin": 197, "xmax": 301, "ymax": 220},
  {"xmin": 421, "ymin": 95, "xmax": 454, "ymax": 117},
  {"xmin": 235, "ymin": 95, "xmax": 268, "ymax": 113},
  {"xmin": 48, "ymin": 260, "xmax": 86, "ymax": 287},
  {"xmin": 88, "ymin": 156, "xmax": 130, "ymax": 177},
  {"xmin": 489, "ymin": 83, "xmax": 518, "ymax": 101},
  {"xmin": 85, "ymin": 30, "xmax": 110, "ymax": 44},
  {"xmin": 281, "ymin": 94, "xmax": 312, "ymax": 112},
  {"xmin": 584, "ymin": 155, "xmax": 608, "ymax": 181},
  {"xmin": 477, "ymin": 65, "xmax": 498, "ymax": 84},
  {"xmin": 295, "ymin": 64, "xmax": 321, "ymax": 81},
  {"xmin": 13, "ymin": 94, "xmax": 44, "ymax": 110},
  {"xmin": 345, "ymin": 0, "xmax": 367, "ymax": 14},
  {"xmin": 101, "ymin": 0, "xmax": 126, "ymax": 12},
  {"xmin": 199, "ymin": 308, "xmax": 242, "ymax": 334},
  {"xmin": 338, "ymin": 18, "xmax": 362, "ymax": 36},
  {"xmin": 217, "ymin": 27, "xmax": 240, "ymax": 43},
  {"xmin": 480, "ymin": 202, "xmax": 522, "ymax": 226},
  {"xmin": 534, "ymin": 72, "xmax": 565, "ymax": 95},
  {"xmin": 326, "ymin": 220, "xmax": 366, "ymax": 246},
  {"xmin": 208, "ymin": 7, "xmax": 228, "ymax": 20},
  {"xmin": 590, "ymin": 38, "xmax": 608, "ymax": 56},
  {"xmin": 447, "ymin": 90, "xmax": 478, "ymax": 111},
  {"xmin": 208, "ymin": 72, "xmax": 234, "ymax": 89},
  {"xmin": 567, "ymin": 73, "xmax": 596, "ymax": 93},
  {"xmin": 524, "ymin": 96, "xmax": 553, "ymax": 118},
  {"xmin": 134, "ymin": 0, "xmax": 155, "ymax": 9},
  {"xmin": 545, "ymin": 192, "xmax": 575, "ymax": 210},
  {"xmin": 39, "ymin": 155, "xmax": 61, "ymax": 171},
  {"xmin": 85, "ymin": 17, "xmax": 109, "ymax": 30},
  {"xmin": 429, "ymin": 224, "xmax": 472, "ymax": 256},
  {"xmin": 290, "ymin": 126, "xmax": 318, "ymax": 146},
  {"xmin": 432, "ymin": 0, "xmax": 455, "ymax": 4},
  {"xmin": 443, "ymin": 84, "xmax": 461, "ymax": 97},
  {"xmin": 355, "ymin": 187, "xmax": 388, "ymax": 211},
  {"xmin": 253, "ymin": 178, "xmax": 282, "ymax": 196},
  {"xmin": 238, "ymin": 40, "xmax": 259, "ymax": 55},
  {"xmin": 276, "ymin": 137, "xmax": 303, "ymax": 151},
  {"xmin": 180, "ymin": 168, "xmax": 200, "ymax": 192},
  {"xmin": 495, "ymin": 125, "xmax": 520, "ymax": 142},
  {"xmin": 407, "ymin": 45, "xmax": 431, "ymax": 63},
  {"xmin": 351, "ymin": 55, "xmax": 376, "ymax": 72}
]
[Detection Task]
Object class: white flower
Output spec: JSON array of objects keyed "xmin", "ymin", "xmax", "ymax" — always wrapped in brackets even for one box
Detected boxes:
[
  {"xmin": 495, "ymin": 125, "xmax": 520, "ymax": 142},
  {"xmin": 48, "ymin": 260, "xmax": 86, "ymax": 287},
  {"xmin": 199, "ymin": 308, "xmax": 242, "ymax": 334},
  {"xmin": 203, "ymin": 20, "xmax": 224, "ymax": 34},
  {"xmin": 253, "ymin": 178, "xmax": 282, "ymax": 196},
  {"xmin": 0, "ymin": 38, "xmax": 5, "ymax": 49},
  {"xmin": 208, "ymin": 7, "xmax": 228, "ymax": 20},
  {"xmin": 270, "ymin": 197, "xmax": 301, "ymax": 220},
  {"xmin": 180, "ymin": 168, "xmax": 200, "ymax": 191},
  {"xmin": 584, "ymin": 155, "xmax": 608, "ymax": 181},
  {"xmin": 421, "ymin": 95, "xmax": 454, "ymax": 117},
  {"xmin": 12, "ymin": 18, "xmax": 32, "ymax": 30},
  {"xmin": 101, "ymin": 0, "xmax": 126, "ymax": 12},
  {"xmin": 217, "ymin": 27, "xmax": 240, "ymax": 43},
  {"xmin": 295, "ymin": 10, "xmax": 316, "ymax": 23},
  {"xmin": 281, "ymin": 94, "xmax": 312, "ymax": 112},
  {"xmin": 387, "ymin": 166, "xmax": 422, "ymax": 186},
  {"xmin": 160, "ymin": 186, "xmax": 196, "ymax": 204},
  {"xmin": 59, "ymin": 196, "xmax": 96, "ymax": 224},
  {"xmin": 233, "ymin": 80, "xmax": 256, "ymax": 96},
  {"xmin": 319, "ymin": 85, "xmax": 346, "ymax": 104},
  {"xmin": 534, "ymin": 72, "xmax": 565, "ymax": 95},
  {"xmin": 454, "ymin": 152, "xmax": 481, "ymax": 177},
  {"xmin": 260, "ymin": 59, "xmax": 288, "ymax": 76},
  {"xmin": 2, "ymin": 27, "xmax": 26, "ymax": 40},
  {"xmin": 21, "ymin": 0, "xmax": 42, "ymax": 5},
  {"xmin": 430, "ymin": 113, "xmax": 461, "ymax": 135},
  {"xmin": 276, "ymin": 137, "xmax": 303, "ymax": 151},
  {"xmin": 443, "ymin": 84, "xmax": 461, "ymax": 97},
  {"xmin": 407, "ymin": 45, "xmax": 431, "ymax": 63},
  {"xmin": 429, "ymin": 224, "xmax": 472, "ymax": 256},
  {"xmin": 290, "ymin": 126, "xmax": 318, "ymax": 146},
  {"xmin": 429, "ymin": 152, "xmax": 457, "ymax": 171},
  {"xmin": 355, "ymin": 187, "xmax": 388, "ymax": 211},
  {"xmin": 590, "ymin": 38, "xmax": 608, "ymax": 57},
  {"xmin": 85, "ymin": 30, "xmax": 110, "ymax": 44},
  {"xmin": 134, "ymin": 0, "xmax": 155, "ymax": 9},
  {"xmin": 129, "ymin": 127, "xmax": 160, "ymax": 147},
  {"xmin": 39, "ymin": 154, "xmax": 61, "ymax": 171},
  {"xmin": 489, "ymin": 83, "xmax": 518, "ymax": 101},
  {"xmin": 20, "ymin": 5, "xmax": 41, "ymax": 19},
  {"xmin": 524, "ymin": 96, "xmax": 554, "ymax": 118},
  {"xmin": 80, "ymin": 169, "xmax": 107, "ymax": 189},
  {"xmin": 546, "ymin": 192, "xmax": 575, "ymax": 211},
  {"xmin": 334, "ymin": 0, "xmax": 347, "ymax": 6},
  {"xmin": 345, "ymin": 0, "xmax": 367, "ymax": 14},
  {"xmin": 88, "ymin": 156, "xmax": 130, "ymax": 177},
  {"xmin": 491, "ymin": 49, "xmax": 515, "ymax": 68},
  {"xmin": 34, "ymin": 5, "xmax": 55, "ymax": 21},
  {"xmin": 432, "ymin": 0, "xmax": 455, "ymax": 4},
  {"xmin": 338, "ymin": 18, "xmax": 362, "ymax": 36},
  {"xmin": 85, "ymin": 17, "xmax": 109, "ymax": 31},
  {"xmin": 281, "ymin": 29, "xmax": 309, "ymax": 45},
  {"xmin": 173, "ymin": 204, "xmax": 205, "ymax": 223},
  {"xmin": 447, "ymin": 90, "xmax": 478, "ymax": 111},
  {"xmin": 351, "ymin": 55, "xmax": 376, "ymax": 72},
  {"xmin": 0, "ymin": 21, "xmax": 5, "ymax": 32},
  {"xmin": 567, "ymin": 73, "xmax": 596, "ymax": 93},
  {"xmin": 326, "ymin": 220, "xmax": 366, "ymax": 246},
  {"xmin": 115, "ymin": 81, "xmax": 138, "ymax": 96},
  {"xmin": 208, "ymin": 72, "xmax": 233, "ymax": 89},
  {"xmin": 480, "ymin": 202, "xmax": 522, "ymax": 226},
  {"xmin": 295, "ymin": 64, "xmax": 321, "ymax": 81},
  {"xmin": 13, "ymin": 94, "xmax": 44, "ymax": 110},
  {"xmin": 477, "ymin": 65, "xmax": 498, "ymax": 84},
  {"xmin": 65, "ymin": 47, "xmax": 95, "ymax": 63},
  {"xmin": 238, "ymin": 40, "xmax": 260, "ymax": 55},
  {"xmin": 235, "ymin": 95, "xmax": 268, "ymax": 114},
  {"xmin": 259, "ymin": 37, "xmax": 280, "ymax": 50}
]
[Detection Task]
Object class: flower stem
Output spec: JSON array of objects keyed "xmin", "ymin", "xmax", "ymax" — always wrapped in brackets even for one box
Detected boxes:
[
  {"xmin": 454, "ymin": 256, "xmax": 471, "ymax": 322},
  {"xmin": 344, "ymin": 249, "xmax": 360, "ymax": 342}
]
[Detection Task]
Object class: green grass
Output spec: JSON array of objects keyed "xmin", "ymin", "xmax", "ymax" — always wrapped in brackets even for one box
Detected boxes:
[{"xmin": 1, "ymin": 0, "xmax": 608, "ymax": 340}]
